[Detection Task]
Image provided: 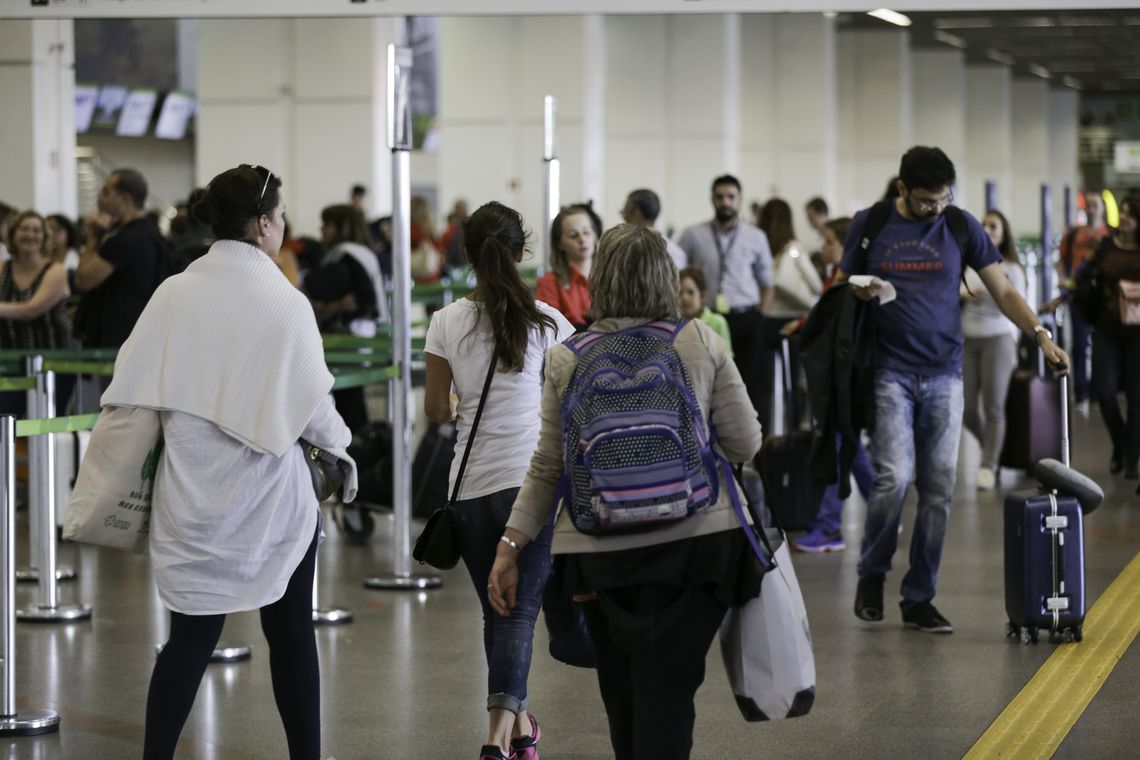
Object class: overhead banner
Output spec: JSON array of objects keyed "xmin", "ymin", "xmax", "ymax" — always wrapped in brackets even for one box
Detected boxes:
[{"xmin": 4, "ymin": 0, "xmax": 1131, "ymax": 19}]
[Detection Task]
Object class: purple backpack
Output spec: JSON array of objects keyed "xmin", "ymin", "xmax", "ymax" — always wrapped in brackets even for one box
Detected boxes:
[{"xmin": 558, "ymin": 320, "xmax": 721, "ymax": 535}]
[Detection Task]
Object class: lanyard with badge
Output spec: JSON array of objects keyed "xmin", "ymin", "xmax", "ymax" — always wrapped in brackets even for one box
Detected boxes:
[{"xmin": 710, "ymin": 221, "xmax": 739, "ymax": 314}]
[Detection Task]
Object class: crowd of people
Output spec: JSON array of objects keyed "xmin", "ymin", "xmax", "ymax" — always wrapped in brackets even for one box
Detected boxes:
[{"xmin": 2, "ymin": 143, "xmax": 1138, "ymax": 760}]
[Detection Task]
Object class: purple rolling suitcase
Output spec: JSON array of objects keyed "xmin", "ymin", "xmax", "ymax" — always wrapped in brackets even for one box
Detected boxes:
[{"xmin": 1003, "ymin": 373, "xmax": 1086, "ymax": 644}]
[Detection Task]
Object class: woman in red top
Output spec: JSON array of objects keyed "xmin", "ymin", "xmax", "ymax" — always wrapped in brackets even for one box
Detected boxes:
[{"xmin": 534, "ymin": 203, "xmax": 601, "ymax": 330}]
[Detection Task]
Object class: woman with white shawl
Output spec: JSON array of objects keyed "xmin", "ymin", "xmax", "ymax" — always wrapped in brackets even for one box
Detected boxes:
[{"xmin": 102, "ymin": 164, "xmax": 355, "ymax": 760}]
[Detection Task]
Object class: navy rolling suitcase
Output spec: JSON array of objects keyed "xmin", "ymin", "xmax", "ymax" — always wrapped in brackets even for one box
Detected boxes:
[
  {"xmin": 755, "ymin": 338, "xmax": 821, "ymax": 531},
  {"xmin": 1003, "ymin": 373, "xmax": 1086, "ymax": 644}
]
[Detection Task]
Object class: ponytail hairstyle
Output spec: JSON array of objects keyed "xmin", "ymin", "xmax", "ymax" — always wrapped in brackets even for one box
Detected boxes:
[{"xmin": 463, "ymin": 202, "xmax": 558, "ymax": 373}]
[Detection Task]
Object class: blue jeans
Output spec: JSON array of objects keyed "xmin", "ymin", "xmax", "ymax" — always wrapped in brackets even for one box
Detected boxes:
[
  {"xmin": 1068, "ymin": 306, "xmax": 1092, "ymax": 401},
  {"xmin": 858, "ymin": 369, "xmax": 964, "ymax": 605},
  {"xmin": 812, "ymin": 435, "xmax": 874, "ymax": 536},
  {"xmin": 453, "ymin": 487, "xmax": 553, "ymax": 714}
]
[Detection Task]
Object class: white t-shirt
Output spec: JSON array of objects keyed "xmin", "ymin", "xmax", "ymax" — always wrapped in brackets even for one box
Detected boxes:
[{"xmin": 425, "ymin": 298, "xmax": 575, "ymax": 500}]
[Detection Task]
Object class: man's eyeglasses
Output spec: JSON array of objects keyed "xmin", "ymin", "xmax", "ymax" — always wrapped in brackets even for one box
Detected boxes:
[
  {"xmin": 910, "ymin": 190, "xmax": 954, "ymax": 214},
  {"xmin": 241, "ymin": 164, "xmax": 273, "ymax": 214}
]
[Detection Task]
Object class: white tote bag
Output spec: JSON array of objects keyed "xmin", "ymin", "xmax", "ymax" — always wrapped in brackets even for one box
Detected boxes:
[
  {"xmin": 62, "ymin": 406, "xmax": 163, "ymax": 554},
  {"xmin": 720, "ymin": 528, "xmax": 816, "ymax": 721}
]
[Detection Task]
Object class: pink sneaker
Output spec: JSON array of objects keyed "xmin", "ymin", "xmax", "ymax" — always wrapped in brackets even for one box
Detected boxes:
[{"xmin": 510, "ymin": 713, "xmax": 541, "ymax": 760}]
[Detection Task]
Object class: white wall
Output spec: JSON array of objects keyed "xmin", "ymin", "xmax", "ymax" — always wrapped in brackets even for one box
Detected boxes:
[
  {"xmin": 1010, "ymin": 78, "xmax": 1051, "ymax": 236},
  {"xmin": 965, "ymin": 65, "xmax": 1013, "ymax": 219},
  {"xmin": 911, "ymin": 48, "xmax": 969, "ymax": 211},
  {"xmin": 741, "ymin": 13, "xmax": 836, "ymax": 235},
  {"xmin": 836, "ymin": 30, "xmax": 911, "ymax": 216},
  {"xmin": 78, "ymin": 134, "xmax": 195, "ymax": 215},
  {"xmin": 438, "ymin": 15, "xmax": 587, "ymax": 257},
  {"xmin": 195, "ymin": 18, "xmax": 399, "ymax": 238},
  {"xmin": 1048, "ymin": 88, "xmax": 1080, "ymax": 231}
]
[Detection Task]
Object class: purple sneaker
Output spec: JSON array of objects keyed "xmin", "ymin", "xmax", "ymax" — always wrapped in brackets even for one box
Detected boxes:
[
  {"xmin": 510, "ymin": 714, "xmax": 541, "ymax": 760},
  {"xmin": 790, "ymin": 529, "xmax": 846, "ymax": 554},
  {"xmin": 478, "ymin": 746, "xmax": 515, "ymax": 760}
]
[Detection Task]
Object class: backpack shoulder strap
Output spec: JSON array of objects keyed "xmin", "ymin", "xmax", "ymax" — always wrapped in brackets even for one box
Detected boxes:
[
  {"xmin": 943, "ymin": 206, "xmax": 974, "ymax": 295},
  {"xmin": 858, "ymin": 201, "xmax": 891, "ymax": 274}
]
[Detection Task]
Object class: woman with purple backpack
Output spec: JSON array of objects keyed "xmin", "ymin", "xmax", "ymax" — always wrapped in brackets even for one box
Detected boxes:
[
  {"xmin": 423, "ymin": 201, "xmax": 574, "ymax": 760},
  {"xmin": 487, "ymin": 224, "xmax": 764, "ymax": 760}
]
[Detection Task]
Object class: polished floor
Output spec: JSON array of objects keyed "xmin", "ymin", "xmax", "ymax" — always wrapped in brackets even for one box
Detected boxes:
[{"xmin": 3, "ymin": 406, "xmax": 1138, "ymax": 760}]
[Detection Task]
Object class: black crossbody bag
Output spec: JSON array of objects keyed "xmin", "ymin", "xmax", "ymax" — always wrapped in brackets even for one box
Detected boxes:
[{"xmin": 413, "ymin": 346, "xmax": 499, "ymax": 570}]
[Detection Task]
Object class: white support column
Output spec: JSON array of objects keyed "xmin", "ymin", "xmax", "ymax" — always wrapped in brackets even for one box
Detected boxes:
[
  {"xmin": 1048, "ymin": 88, "xmax": 1080, "ymax": 228},
  {"xmin": 581, "ymin": 15, "xmax": 606, "ymax": 213},
  {"xmin": 836, "ymin": 30, "xmax": 911, "ymax": 215},
  {"xmin": 1011, "ymin": 79, "xmax": 1051, "ymax": 237},
  {"xmin": 912, "ymin": 48, "xmax": 969, "ymax": 210},
  {"xmin": 0, "ymin": 20, "xmax": 77, "ymax": 217},
  {"xmin": 966, "ymin": 65, "xmax": 1013, "ymax": 218},
  {"xmin": 196, "ymin": 18, "xmax": 398, "ymax": 236},
  {"xmin": 742, "ymin": 13, "xmax": 837, "ymax": 232},
  {"xmin": 665, "ymin": 14, "xmax": 742, "ymax": 231}
]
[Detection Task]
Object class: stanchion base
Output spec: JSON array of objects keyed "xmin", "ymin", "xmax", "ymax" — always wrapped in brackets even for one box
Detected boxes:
[
  {"xmin": 15, "ymin": 566, "xmax": 77, "ymax": 583},
  {"xmin": 16, "ymin": 603, "xmax": 92, "ymax": 623},
  {"xmin": 313, "ymin": 607, "xmax": 354, "ymax": 625},
  {"xmin": 0, "ymin": 709, "xmax": 60, "ymax": 736},
  {"xmin": 154, "ymin": 641, "xmax": 252, "ymax": 663},
  {"xmin": 362, "ymin": 574, "xmax": 442, "ymax": 590},
  {"xmin": 211, "ymin": 643, "xmax": 252, "ymax": 663}
]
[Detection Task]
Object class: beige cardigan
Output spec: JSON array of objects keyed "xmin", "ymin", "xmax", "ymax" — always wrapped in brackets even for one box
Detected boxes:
[{"xmin": 506, "ymin": 317, "xmax": 763, "ymax": 554}]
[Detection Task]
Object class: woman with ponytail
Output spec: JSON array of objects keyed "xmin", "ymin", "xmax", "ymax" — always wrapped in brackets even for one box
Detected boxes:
[{"xmin": 423, "ymin": 201, "xmax": 574, "ymax": 760}]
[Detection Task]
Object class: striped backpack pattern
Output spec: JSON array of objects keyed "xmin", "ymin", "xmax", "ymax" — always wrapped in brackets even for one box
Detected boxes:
[{"xmin": 558, "ymin": 319, "xmax": 720, "ymax": 535}]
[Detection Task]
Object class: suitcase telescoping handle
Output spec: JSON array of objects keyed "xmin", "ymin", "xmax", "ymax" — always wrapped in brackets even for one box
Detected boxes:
[
  {"xmin": 780, "ymin": 336, "xmax": 796, "ymax": 431},
  {"xmin": 1059, "ymin": 372, "xmax": 1069, "ymax": 468}
]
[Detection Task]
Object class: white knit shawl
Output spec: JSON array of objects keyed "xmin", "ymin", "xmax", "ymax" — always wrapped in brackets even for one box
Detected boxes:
[{"xmin": 102, "ymin": 240, "xmax": 333, "ymax": 457}]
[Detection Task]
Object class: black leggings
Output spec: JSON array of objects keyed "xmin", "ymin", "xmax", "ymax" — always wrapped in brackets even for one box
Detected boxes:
[{"xmin": 142, "ymin": 530, "xmax": 321, "ymax": 760}]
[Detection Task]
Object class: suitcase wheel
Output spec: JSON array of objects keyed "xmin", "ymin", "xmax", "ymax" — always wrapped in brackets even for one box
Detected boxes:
[
  {"xmin": 1005, "ymin": 622, "xmax": 1021, "ymax": 640},
  {"xmin": 1018, "ymin": 627, "xmax": 1037, "ymax": 645},
  {"xmin": 1074, "ymin": 626, "xmax": 1083, "ymax": 643},
  {"xmin": 332, "ymin": 504, "xmax": 375, "ymax": 545},
  {"xmin": 1058, "ymin": 627, "xmax": 1081, "ymax": 644}
]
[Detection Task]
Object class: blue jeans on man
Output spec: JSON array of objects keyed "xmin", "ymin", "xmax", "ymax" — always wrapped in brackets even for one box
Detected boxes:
[{"xmin": 858, "ymin": 369, "xmax": 964, "ymax": 607}]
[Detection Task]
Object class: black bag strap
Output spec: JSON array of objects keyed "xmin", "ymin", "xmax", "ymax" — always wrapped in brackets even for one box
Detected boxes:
[
  {"xmin": 448, "ymin": 344, "xmax": 499, "ymax": 504},
  {"xmin": 859, "ymin": 200, "xmax": 973, "ymax": 295}
]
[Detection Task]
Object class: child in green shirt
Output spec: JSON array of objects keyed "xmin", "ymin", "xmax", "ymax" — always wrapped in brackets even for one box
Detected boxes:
[{"xmin": 679, "ymin": 267, "xmax": 733, "ymax": 357}]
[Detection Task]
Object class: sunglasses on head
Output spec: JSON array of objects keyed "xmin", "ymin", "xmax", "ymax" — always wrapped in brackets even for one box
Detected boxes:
[{"xmin": 240, "ymin": 164, "xmax": 273, "ymax": 214}]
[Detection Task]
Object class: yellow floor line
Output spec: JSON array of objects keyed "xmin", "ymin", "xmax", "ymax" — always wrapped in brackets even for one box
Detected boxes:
[{"xmin": 963, "ymin": 552, "xmax": 1140, "ymax": 760}]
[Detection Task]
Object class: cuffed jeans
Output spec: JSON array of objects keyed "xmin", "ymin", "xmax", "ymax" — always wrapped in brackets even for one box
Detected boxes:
[
  {"xmin": 858, "ymin": 369, "xmax": 964, "ymax": 605},
  {"xmin": 453, "ymin": 487, "xmax": 553, "ymax": 714}
]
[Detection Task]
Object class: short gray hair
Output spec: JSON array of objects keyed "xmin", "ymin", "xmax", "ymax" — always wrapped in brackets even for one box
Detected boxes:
[{"xmin": 589, "ymin": 224, "xmax": 679, "ymax": 321}]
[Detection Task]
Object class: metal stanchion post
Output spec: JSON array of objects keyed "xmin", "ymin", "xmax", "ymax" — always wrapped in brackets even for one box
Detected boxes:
[
  {"xmin": 0, "ymin": 415, "xmax": 59, "ymax": 735},
  {"xmin": 16, "ymin": 357, "xmax": 73, "ymax": 585},
  {"xmin": 313, "ymin": 528, "xmax": 352, "ymax": 625},
  {"xmin": 18, "ymin": 371, "xmax": 90, "ymax": 622},
  {"xmin": 365, "ymin": 44, "xmax": 440, "ymax": 592},
  {"xmin": 542, "ymin": 95, "xmax": 560, "ymax": 277}
]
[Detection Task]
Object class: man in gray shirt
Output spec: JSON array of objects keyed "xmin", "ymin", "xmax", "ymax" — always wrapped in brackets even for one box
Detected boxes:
[
  {"xmin": 621, "ymin": 188, "xmax": 687, "ymax": 272},
  {"xmin": 680, "ymin": 174, "xmax": 774, "ymax": 424}
]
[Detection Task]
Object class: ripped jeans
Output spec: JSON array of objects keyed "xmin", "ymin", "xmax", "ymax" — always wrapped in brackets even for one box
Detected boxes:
[
  {"xmin": 453, "ymin": 487, "xmax": 553, "ymax": 714},
  {"xmin": 857, "ymin": 369, "xmax": 964, "ymax": 605}
]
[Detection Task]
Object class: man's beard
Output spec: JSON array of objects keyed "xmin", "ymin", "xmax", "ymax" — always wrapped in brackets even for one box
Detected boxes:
[{"xmin": 715, "ymin": 208, "xmax": 737, "ymax": 224}]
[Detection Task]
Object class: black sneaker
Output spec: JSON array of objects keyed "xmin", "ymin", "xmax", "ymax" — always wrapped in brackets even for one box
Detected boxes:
[
  {"xmin": 854, "ymin": 576, "xmax": 885, "ymax": 622},
  {"xmin": 900, "ymin": 601, "xmax": 954, "ymax": 634}
]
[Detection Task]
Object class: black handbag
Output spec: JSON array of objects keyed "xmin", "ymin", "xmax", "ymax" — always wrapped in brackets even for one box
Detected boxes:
[
  {"xmin": 302, "ymin": 439, "xmax": 346, "ymax": 502},
  {"xmin": 413, "ymin": 346, "xmax": 498, "ymax": 570}
]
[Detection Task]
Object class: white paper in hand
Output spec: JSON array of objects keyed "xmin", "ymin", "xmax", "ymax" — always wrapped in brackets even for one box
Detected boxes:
[{"xmin": 848, "ymin": 275, "xmax": 897, "ymax": 306}]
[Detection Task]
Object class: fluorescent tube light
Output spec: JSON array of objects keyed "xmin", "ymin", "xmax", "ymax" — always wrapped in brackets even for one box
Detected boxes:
[
  {"xmin": 867, "ymin": 9, "xmax": 912, "ymax": 28},
  {"xmin": 986, "ymin": 49, "xmax": 1015, "ymax": 66},
  {"xmin": 1027, "ymin": 64, "xmax": 1052, "ymax": 80}
]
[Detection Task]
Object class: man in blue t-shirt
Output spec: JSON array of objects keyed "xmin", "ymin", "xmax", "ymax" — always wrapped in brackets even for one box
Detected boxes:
[{"xmin": 834, "ymin": 146, "xmax": 1069, "ymax": 634}]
